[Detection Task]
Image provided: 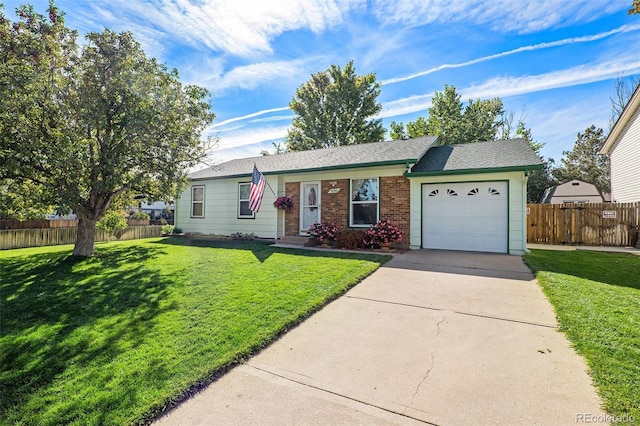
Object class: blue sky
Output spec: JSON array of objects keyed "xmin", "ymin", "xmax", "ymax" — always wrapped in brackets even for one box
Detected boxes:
[{"xmin": 4, "ymin": 0, "xmax": 640, "ymax": 165}]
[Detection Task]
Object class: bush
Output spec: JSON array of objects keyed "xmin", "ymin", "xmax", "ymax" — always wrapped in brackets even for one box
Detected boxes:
[
  {"xmin": 173, "ymin": 228, "xmax": 182, "ymax": 234},
  {"xmin": 129, "ymin": 211, "xmax": 150, "ymax": 220},
  {"xmin": 363, "ymin": 219, "xmax": 403, "ymax": 248},
  {"xmin": 97, "ymin": 211, "xmax": 127, "ymax": 239},
  {"xmin": 336, "ymin": 229, "xmax": 366, "ymax": 249},
  {"xmin": 161, "ymin": 224, "xmax": 174, "ymax": 235},
  {"xmin": 230, "ymin": 232, "xmax": 257, "ymax": 240},
  {"xmin": 307, "ymin": 221, "xmax": 338, "ymax": 243}
]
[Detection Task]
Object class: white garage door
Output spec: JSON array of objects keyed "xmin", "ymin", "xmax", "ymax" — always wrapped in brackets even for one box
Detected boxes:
[{"xmin": 422, "ymin": 181, "xmax": 508, "ymax": 253}]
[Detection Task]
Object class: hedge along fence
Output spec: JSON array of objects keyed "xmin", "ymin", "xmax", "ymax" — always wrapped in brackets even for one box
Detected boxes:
[{"xmin": 0, "ymin": 226, "xmax": 163, "ymax": 250}]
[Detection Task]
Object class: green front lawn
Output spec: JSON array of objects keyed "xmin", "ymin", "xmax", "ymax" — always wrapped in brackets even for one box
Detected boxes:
[
  {"xmin": 524, "ymin": 249, "xmax": 640, "ymax": 422},
  {"xmin": 0, "ymin": 238, "xmax": 390, "ymax": 425}
]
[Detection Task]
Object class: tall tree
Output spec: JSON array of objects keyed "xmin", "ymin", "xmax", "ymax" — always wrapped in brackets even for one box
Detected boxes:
[
  {"xmin": 0, "ymin": 3, "xmax": 215, "ymax": 256},
  {"xmin": 552, "ymin": 125, "xmax": 610, "ymax": 194},
  {"xmin": 285, "ymin": 61, "xmax": 384, "ymax": 151},
  {"xmin": 390, "ymin": 85, "xmax": 504, "ymax": 144},
  {"xmin": 630, "ymin": 0, "xmax": 640, "ymax": 14}
]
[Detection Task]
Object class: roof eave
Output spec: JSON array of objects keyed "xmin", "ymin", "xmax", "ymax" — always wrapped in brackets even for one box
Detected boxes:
[
  {"xmin": 404, "ymin": 164, "xmax": 544, "ymax": 178},
  {"xmin": 601, "ymin": 83, "xmax": 640, "ymax": 155},
  {"xmin": 188, "ymin": 158, "xmax": 418, "ymax": 181}
]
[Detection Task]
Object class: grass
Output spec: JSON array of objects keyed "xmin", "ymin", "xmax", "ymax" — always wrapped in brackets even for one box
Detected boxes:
[
  {"xmin": 0, "ymin": 237, "xmax": 390, "ymax": 425},
  {"xmin": 523, "ymin": 249, "xmax": 640, "ymax": 423}
]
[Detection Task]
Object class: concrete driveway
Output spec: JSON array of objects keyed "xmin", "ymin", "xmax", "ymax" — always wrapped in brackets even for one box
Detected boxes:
[{"xmin": 156, "ymin": 250, "xmax": 605, "ymax": 425}]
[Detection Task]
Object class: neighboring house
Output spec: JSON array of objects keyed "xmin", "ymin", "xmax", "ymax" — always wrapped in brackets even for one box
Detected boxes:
[
  {"xmin": 540, "ymin": 179, "xmax": 604, "ymax": 204},
  {"xmin": 140, "ymin": 201, "xmax": 173, "ymax": 220},
  {"xmin": 175, "ymin": 137, "xmax": 542, "ymax": 255},
  {"xmin": 601, "ymin": 83, "xmax": 640, "ymax": 203}
]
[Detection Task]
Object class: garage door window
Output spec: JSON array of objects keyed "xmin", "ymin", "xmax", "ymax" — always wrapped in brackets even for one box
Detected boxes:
[{"xmin": 350, "ymin": 178, "xmax": 378, "ymax": 226}]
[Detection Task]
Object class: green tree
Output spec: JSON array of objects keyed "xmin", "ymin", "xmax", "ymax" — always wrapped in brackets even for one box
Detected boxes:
[
  {"xmin": 285, "ymin": 61, "xmax": 384, "ymax": 151},
  {"xmin": 0, "ymin": 3, "xmax": 215, "ymax": 256},
  {"xmin": 0, "ymin": 179, "xmax": 53, "ymax": 220},
  {"xmin": 388, "ymin": 121, "xmax": 408, "ymax": 140},
  {"xmin": 260, "ymin": 142, "xmax": 286, "ymax": 156},
  {"xmin": 512, "ymin": 122, "xmax": 556, "ymax": 203},
  {"xmin": 96, "ymin": 210, "xmax": 127, "ymax": 240},
  {"xmin": 552, "ymin": 126, "xmax": 610, "ymax": 194},
  {"xmin": 391, "ymin": 85, "xmax": 504, "ymax": 144}
]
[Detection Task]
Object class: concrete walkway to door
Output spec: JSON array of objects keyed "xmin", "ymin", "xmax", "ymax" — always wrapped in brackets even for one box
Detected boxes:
[{"xmin": 156, "ymin": 250, "xmax": 605, "ymax": 425}]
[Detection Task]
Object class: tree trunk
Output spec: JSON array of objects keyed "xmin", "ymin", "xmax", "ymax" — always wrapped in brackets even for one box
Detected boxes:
[{"xmin": 73, "ymin": 215, "xmax": 97, "ymax": 256}]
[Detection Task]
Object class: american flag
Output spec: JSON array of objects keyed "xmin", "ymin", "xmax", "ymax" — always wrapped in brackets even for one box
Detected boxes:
[{"xmin": 249, "ymin": 164, "xmax": 266, "ymax": 213}]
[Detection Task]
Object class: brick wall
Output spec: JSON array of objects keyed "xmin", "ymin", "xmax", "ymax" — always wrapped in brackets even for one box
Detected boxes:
[
  {"xmin": 284, "ymin": 182, "xmax": 300, "ymax": 236},
  {"xmin": 320, "ymin": 179, "xmax": 349, "ymax": 231},
  {"xmin": 379, "ymin": 176, "xmax": 411, "ymax": 245},
  {"xmin": 283, "ymin": 176, "xmax": 411, "ymax": 244}
]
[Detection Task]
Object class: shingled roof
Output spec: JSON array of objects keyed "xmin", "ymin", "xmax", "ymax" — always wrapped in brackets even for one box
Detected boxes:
[
  {"xmin": 189, "ymin": 136, "xmax": 437, "ymax": 180},
  {"xmin": 409, "ymin": 139, "xmax": 543, "ymax": 175}
]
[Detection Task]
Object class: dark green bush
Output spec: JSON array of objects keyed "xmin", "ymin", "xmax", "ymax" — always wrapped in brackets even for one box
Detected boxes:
[{"xmin": 336, "ymin": 229, "xmax": 366, "ymax": 249}]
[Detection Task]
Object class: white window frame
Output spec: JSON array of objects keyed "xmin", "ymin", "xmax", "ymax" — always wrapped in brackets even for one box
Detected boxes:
[
  {"xmin": 238, "ymin": 182, "xmax": 255, "ymax": 219},
  {"xmin": 350, "ymin": 177, "xmax": 379, "ymax": 227},
  {"xmin": 191, "ymin": 185, "xmax": 205, "ymax": 218}
]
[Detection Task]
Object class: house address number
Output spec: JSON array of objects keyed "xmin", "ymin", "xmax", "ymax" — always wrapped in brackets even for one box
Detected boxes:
[{"xmin": 602, "ymin": 211, "xmax": 616, "ymax": 219}]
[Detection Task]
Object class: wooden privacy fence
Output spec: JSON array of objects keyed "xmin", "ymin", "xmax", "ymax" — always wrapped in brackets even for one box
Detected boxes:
[
  {"xmin": 0, "ymin": 226, "xmax": 163, "ymax": 250},
  {"xmin": 0, "ymin": 219, "xmax": 79, "ymax": 229},
  {"xmin": 527, "ymin": 203, "xmax": 640, "ymax": 247}
]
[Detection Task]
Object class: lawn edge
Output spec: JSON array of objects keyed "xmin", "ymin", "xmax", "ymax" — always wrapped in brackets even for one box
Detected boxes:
[{"xmin": 142, "ymin": 251, "xmax": 392, "ymax": 425}]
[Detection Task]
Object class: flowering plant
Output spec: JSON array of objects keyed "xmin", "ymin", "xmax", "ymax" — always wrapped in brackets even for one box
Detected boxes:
[
  {"xmin": 274, "ymin": 196, "xmax": 294, "ymax": 210},
  {"xmin": 363, "ymin": 219, "xmax": 403, "ymax": 247},
  {"xmin": 307, "ymin": 221, "xmax": 339, "ymax": 243}
]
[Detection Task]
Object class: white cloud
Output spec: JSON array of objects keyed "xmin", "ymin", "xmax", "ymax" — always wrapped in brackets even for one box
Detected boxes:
[
  {"xmin": 379, "ymin": 57, "xmax": 640, "ymax": 119},
  {"xmin": 461, "ymin": 59, "xmax": 640, "ymax": 101},
  {"xmin": 211, "ymin": 107, "xmax": 291, "ymax": 129},
  {"xmin": 372, "ymin": 0, "xmax": 625, "ymax": 34},
  {"xmin": 213, "ymin": 126, "xmax": 290, "ymax": 151},
  {"xmin": 85, "ymin": 0, "xmax": 362, "ymax": 57},
  {"xmin": 381, "ymin": 23, "xmax": 640, "ymax": 86}
]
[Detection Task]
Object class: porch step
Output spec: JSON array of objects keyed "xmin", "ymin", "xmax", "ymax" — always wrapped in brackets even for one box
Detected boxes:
[{"xmin": 278, "ymin": 235, "xmax": 315, "ymax": 247}]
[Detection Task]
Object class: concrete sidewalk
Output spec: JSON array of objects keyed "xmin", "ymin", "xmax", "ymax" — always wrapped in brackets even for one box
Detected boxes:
[{"xmin": 155, "ymin": 250, "xmax": 605, "ymax": 425}]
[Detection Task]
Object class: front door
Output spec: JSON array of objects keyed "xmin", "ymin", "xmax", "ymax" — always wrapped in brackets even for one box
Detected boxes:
[{"xmin": 300, "ymin": 182, "xmax": 320, "ymax": 234}]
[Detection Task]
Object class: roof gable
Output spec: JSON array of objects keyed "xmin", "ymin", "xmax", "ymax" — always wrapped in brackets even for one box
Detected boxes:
[
  {"xmin": 541, "ymin": 179, "xmax": 603, "ymax": 203},
  {"xmin": 189, "ymin": 136, "xmax": 437, "ymax": 179},
  {"xmin": 602, "ymin": 83, "xmax": 640, "ymax": 155},
  {"xmin": 409, "ymin": 139, "xmax": 543, "ymax": 176}
]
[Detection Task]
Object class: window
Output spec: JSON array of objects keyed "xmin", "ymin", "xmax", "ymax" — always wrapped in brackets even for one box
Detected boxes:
[
  {"xmin": 350, "ymin": 178, "xmax": 379, "ymax": 226},
  {"xmin": 191, "ymin": 185, "xmax": 205, "ymax": 218},
  {"xmin": 238, "ymin": 183, "xmax": 254, "ymax": 219}
]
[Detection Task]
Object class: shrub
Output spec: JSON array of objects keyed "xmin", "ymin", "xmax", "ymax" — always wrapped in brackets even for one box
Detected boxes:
[
  {"xmin": 173, "ymin": 228, "xmax": 183, "ymax": 234},
  {"xmin": 129, "ymin": 211, "xmax": 150, "ymax": 220},
  {"xmin": 307, "ymin": 221, "xmax": 338, "ymax": 243},
  {"xmin": 161, "ymin": 224, "xmax": 174, "ymax": 235},
  {"xmin": 97, "ymin": 211, "xmax": 127, "ymax": 239},
  {"xmin": 230, "ymin": 232, "xmax": 257, "ymax": 240},
  {"xmin": 336, "ymin": 229, "xmax": 366, "ymax": 249},
  {"xmin": 363, "ymin": 219, "xmax": 403, "ymax": 247}
]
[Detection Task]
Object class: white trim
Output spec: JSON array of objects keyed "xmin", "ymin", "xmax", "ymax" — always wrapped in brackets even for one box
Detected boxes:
[
  {"xmin": 299, "ymin": 181, "xmax": 321, "ymax": 234},
  {"xmin": 190, "ymin": 185, "xmax": 205, "ymax": 218},
  {"xmin": 349, "ymin": 177, "xmax": 379, "ymax": 227},
  {"xmin": 237, "ymin": 182, "xmax": 255, "ymax": 219}
]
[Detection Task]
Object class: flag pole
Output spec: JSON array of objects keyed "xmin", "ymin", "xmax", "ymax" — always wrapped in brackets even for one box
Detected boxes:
[{"xmin": 264, "ymin": 176, "xmax": 277, "ymax": 197}]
